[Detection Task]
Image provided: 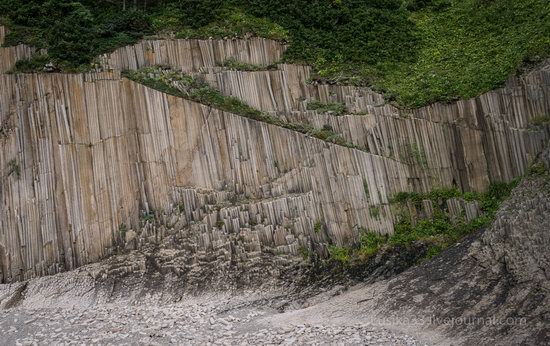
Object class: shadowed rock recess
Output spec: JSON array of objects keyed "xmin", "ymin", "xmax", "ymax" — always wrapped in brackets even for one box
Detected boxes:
[{"xmin": 1, "ymin": 26, "xmax": 549, "ymax": 344}]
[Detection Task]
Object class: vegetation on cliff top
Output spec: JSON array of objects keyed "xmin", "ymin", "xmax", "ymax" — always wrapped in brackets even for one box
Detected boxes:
[{"xmin": 1, "ymin": 0, "xmax": 549, "ymax": 107}]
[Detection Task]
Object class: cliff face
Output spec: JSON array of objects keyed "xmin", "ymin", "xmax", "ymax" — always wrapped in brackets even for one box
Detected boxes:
[
  {"xmin": 98, "ymin": 38, "xmax": 286, "ymax": 72},
  {"xmin": 0, "ymin": 26, "xmax": 36, "ymax": 73},
  {"xmin": 203, "ymin": 64, "xmax": 550, "ymax": 191},
  {"xmin": 1, "ymin": 30, "xmax": 549, "ymax": 283}
]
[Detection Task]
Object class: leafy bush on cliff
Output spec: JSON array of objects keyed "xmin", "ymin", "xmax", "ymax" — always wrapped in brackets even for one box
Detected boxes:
[{"xmin": 1, "ymin": 0, "xmax": 548, "ymax": 107}]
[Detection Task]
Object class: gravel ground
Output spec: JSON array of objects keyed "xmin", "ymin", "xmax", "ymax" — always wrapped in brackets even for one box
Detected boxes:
[{"xmin": 0, "ymin": 293, "xmax": 424, "ymax": 345}]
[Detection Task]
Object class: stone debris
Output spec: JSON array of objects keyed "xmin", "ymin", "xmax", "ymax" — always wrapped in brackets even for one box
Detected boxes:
[{"xmin": 0, "ymin": 298, "xmax": 423, "ymax": 346}]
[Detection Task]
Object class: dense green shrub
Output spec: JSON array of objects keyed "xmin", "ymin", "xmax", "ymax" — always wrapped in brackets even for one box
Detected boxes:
[
  {"xmin": 2, "ymin": 0, "xmax": 548, "ymax": 107},
  {"xmin": 12, "ymin": 54, "xmax": 51, "ymax": 73}
]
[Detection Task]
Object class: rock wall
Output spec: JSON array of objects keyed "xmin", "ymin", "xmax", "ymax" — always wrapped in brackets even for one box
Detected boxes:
[
  {"xmin": 1, "ymin": 35, "xmax": 549, "ymax": 283},
  {"xmin": 0, "ymin": 71, "xmax": 417, "ymax": 282},
  {"xmin": 0, "ymin": 45, "xmax": 36, "ymax": 73},
  {"xmin": 0, "ymin": 25, "xmax": 6, "ymax": 44},
  {"xmin": 0, "ymin": 26, "xmax": 37, "ymax": 73},
  {"xmin": 98, "ymin": 38, "xmax": 286, "ymax": 72},
  {"xmin": 203, "ymin": 63, "xmax": 550, "ymax": 192}
]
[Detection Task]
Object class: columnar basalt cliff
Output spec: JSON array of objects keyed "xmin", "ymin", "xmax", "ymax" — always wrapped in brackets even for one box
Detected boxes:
[
  {"xmin": 1, "ymin": 31, "xmax": 549, "ymax": 283},
  {"xmin": 0, "ymin": 26, "xmax": 36, "ymax": 73},
  {"xmin": 202, "ymin": 64, "xmax": 550, "ymax": 191},
  {"xmin": 0, "ymin": 25, "xmax": 5, "ymax": 44},
  {"xmin": 98, "ymin": 38, "xmax": 286, "ymax": 72}
]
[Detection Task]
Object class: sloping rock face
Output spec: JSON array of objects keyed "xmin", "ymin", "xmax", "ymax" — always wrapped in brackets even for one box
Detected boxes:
[
  {"xmin": 259, "ymin": 150, "xmax": 550, "ymax": 345},
  {"xmin": 1, "ymin": 28, "xmax": 549, "ymax": 283},
  {"xmin": 0, "ymin": 72, "xmax": 408, "ymax": 282},
  {"xmin": 0, "ymin": 146, "xmax": 547, "ymax": 346},
  {"xmin": 364, "ymin": 157, "xmax": 550, "ymax": 345},
  {"xmin": 202, "ymin": 63, "xmax": 550, "ymax": 191}
]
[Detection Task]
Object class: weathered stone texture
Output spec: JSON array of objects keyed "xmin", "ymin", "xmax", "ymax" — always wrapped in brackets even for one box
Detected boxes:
[
  {"xmin": 0, "ymin": 26, "xmax": 39, "ymax": 73},
  {"xmin": 0, "ymin": 45, "xmax": 36, "ymax": 74},
  {"xmin": 0, "ymin": 72, "xmax": 411, "ymax": 282},
  {"xmin": 202, "ymin": 63, "xmax": 550, "ymax": 191},
  {"xmin": 0, "ymin": 25, "xmax": 6, "ymax": 44},
  {"xmin": 1, "ymin": 34, "xmax": 549, "ymax": 283},
  {"xmin": 98, "ymin": 38, "xmax": 286, "ymax": 72}
]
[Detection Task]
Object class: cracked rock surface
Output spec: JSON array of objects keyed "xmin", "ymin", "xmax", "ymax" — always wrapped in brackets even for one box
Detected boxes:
[
  {"xmin": 1, "ymin": 152, "xmax": 550, "ymax": 346},
  {"xmin": 0, "ymin": 290, "xmax": 424, "ymax": 346}
]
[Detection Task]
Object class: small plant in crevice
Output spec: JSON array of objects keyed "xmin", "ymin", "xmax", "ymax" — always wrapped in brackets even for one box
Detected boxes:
[
  {"xmin": 410, "ymin": 142, "xmax": 428, "ymax": 168},
  {"xmin": 529, "ymin": 115, "xmax": 550, "ymax": 127},
  {"xmin": 369, "ymin": 205, "xmax": 381, "ymax": 220},
  {"xmin": 118, "ymin": 223, "xmax": 128, "ymax": 240},
  {"xmin": 307, "ymin": 100, "xmax": 347, "ymax": 116},
  {"xmin": 218, "ymin": 57, "xmax": 277, "ymax": 71},
  {"xmin": 140, "ymin": 210, "xmax": 156, "ymax": 223},
  {"xmin": 313, "ymin": 221, "xmax": 322, "ymax": 233},
  {"xmin": 0, "ymin": 117, "xmax": 14, "ymax": 139},
  {"xmin": 298, "ymin": 245, "xmax": 311, "ymax": 260},
  {"xmin": 328, "ymin": 245, "xmax": 350, "ymax": 264},
  {"xmin": 7, "ymin": 159, "xmax": 21, "ymax": 179},
  {"xmin": 363, "ymin": 179, "xmax": 370, "ymax": 197},
  {"xmin": 178, "ymin": 201, "xmax": 185, "ymax": 213}
]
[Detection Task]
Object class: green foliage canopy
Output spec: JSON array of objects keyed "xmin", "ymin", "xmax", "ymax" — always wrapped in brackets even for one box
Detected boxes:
[{"xmin": 1, "ymin": 0, "xmax": 548, "ymax": 106}]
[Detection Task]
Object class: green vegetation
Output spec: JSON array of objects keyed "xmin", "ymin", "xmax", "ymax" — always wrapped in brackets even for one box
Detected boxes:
[
  {"xmin": 307, "ymin": 100, "xmax": 347, "ymax": 116},
  {"xmin": 7, "ymin": 159, "xmax": 20, "ymax": 179},
  {"xmin": 380, "ymin": 0, "xmax": 550, "ymax": 106},
  {"xmin": 410, "ymin": 143, "xmax": 428, "ymax": 168},
  {"xmin": 527, "ymin": 162, "xmax": 549, "ymax": 177},
  {"xmin": 530, "ymin": 115, "xmax": 550, "ymax": 127},
  {"xmin": 124, "ymin": 67, "xmax": 268, "ymax": 117},
  {"xmin": 124, "ymin": 66, "xmax": 361, "ymax": 150},
  {"xmin": 2, "ymin": 0, "xmax": 547, "ymax": 106},
  {"xmin": 329, "ymin": 180, "xmax": 519, "ymax": 265},
  {"xmin": 118, "ymin": 223, "xmax": 128, "ymax": 239},
  {"xmin": 369, "ymin": 206, "xmax": 381, "ymax": 219},
  {"xmin": 171, "ymin": 7, "xmax": 288, "ymax": 41},
  {"xmin": 218, "ymin": 57, "xmax": 276, "ymax": 71},
  {"xmin": 298, "ymin": 245, "xmax": 311, "ymax": 260},
  {"xmin": 140, "ymin": 210, "xmax": 156, "ymax": 223},
  {"xmin": 363, "ymin": 180, "xmax": 369, "ymax": 196},
  {"xmin": 1, "ymin": 1, "xmax": 153, "ymax": 69},
  {"xmin": 356, "ymin": 229, "xmax": 387, "ymax": 260},
  {"xmin": 328, "ymin": 245, "xmax": 351, "ymax": 264},
  {"xmin": 11, "ymin": 54, "xmax": 51, "ymax": 73},
  {"xmin": 314, "ymin": 221, "xmax": 323, "ymax": 233}
]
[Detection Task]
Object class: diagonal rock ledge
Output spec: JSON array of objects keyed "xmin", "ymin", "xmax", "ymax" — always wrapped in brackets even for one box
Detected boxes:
[{"xmin": 1, "ymin": 30, "xmax": 549, "ymax": 284}]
